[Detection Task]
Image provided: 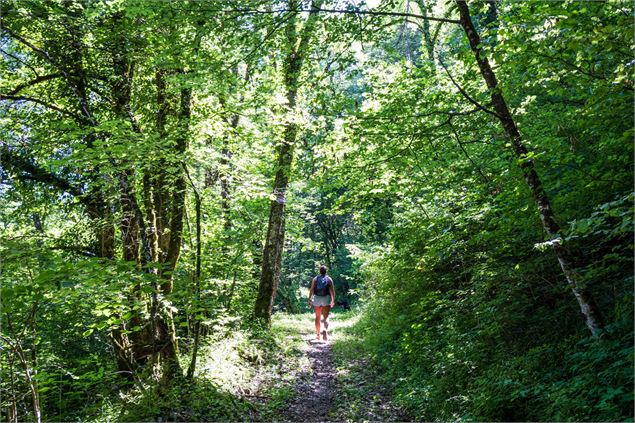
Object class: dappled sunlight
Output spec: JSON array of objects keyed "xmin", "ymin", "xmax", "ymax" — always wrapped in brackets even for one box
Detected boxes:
[
  {"xmin": 1, "ymin": 0, "xmax": 631, "ymax": 421},
  {"xmin": 273, "ymin": 310, "xmax": 362, "ymax": 343},
  {"xmin": 194, "ymin": 332, "xmax": 258, "ymax": 395}
]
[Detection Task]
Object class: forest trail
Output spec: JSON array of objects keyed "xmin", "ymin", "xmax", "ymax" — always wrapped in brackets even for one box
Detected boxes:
[
  {"xmin": 273, "ymin": 312, "xmax": 406, "ymax": 422},
  {"xmin": 3, "ymin": 2, "xmax": 632, "ymax": 422},
  {"xmin": 283, "ymin": 337, "xmax": 336, "ymax": 421}
]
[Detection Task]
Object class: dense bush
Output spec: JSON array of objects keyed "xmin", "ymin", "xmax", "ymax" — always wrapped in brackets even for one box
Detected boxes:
[{"xmin": 346, "ymin": 190, "xmax": 633, "ymax": 421}]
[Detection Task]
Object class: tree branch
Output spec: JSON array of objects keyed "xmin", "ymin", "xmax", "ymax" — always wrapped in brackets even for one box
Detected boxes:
[
  {"xmin": 227, "ymin": 10, "xmax": 295, "ymax": 69},
  {"xmin": 356, "ymin": 106, "xmax": 483, "ymax": 121},
  {"xmin": 211, "ymin": 7, "xmax": 461, "ymax": 24},
  {"xmin": 1, "ymin": 25, "xmax": 97, "ymax": 125},
  {"xmin": 439, "ymin": 59, "xmax": 500, "ymax": 118},
  {"xmin": 448, "ymin": 117, "xmax": 491, "ymax": 184},
  {"xmin": 0, "ymin": 47, "xmax": 40, "ymax": 77},
  {"xmin": 1, "ymin": 25, "xmax": 57, "ymax": 65},
  {"xmin": 6, "ymin": 73, "xmax": 64, "ymax": 96},
  {"xmin": 0, "ymin": 145, "xmax": 88, "ymax": 203},
  {"xmin": 0, "ymin": 94, "xmax": 83, "ymax": 120}
]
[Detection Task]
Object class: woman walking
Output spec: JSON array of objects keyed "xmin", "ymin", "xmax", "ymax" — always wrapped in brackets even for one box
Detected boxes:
[{"xmin": 307, "ymin": 265, "xmax": 336, "ymax": 340}]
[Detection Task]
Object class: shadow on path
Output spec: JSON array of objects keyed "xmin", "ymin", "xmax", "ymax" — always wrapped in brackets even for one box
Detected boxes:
[{"xmin": 284, "ymin": 337, "xmax": 335, "ymax": 422}]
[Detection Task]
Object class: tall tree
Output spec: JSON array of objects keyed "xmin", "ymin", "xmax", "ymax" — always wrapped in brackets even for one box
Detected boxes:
[
  {"xmin": 454, "ymin": 0, "xmax": 604, "ymax": 336},
  {"xmin": 254, "ymin": 0, "xmax": 324, "ymax": 324}
]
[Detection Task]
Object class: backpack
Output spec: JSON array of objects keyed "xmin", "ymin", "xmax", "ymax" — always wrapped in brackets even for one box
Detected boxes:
[{"xmin": 314, "ymin": 275, "xmax": 332, "ymax": 296}]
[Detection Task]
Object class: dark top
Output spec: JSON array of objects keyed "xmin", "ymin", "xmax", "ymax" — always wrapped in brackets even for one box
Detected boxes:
[{"xmin": 314, "ymin": 275, "xmax": 332, "ymax": 297}]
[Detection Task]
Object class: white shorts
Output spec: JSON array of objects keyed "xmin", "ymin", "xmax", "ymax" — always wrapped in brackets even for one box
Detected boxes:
[{"xmin": 312, "ymin": 295, "xmax": 331, "ymax": 307}]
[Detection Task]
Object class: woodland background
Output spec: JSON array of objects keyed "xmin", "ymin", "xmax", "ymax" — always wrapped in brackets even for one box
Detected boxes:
[{"xmin": 0, "ymin": 0, "xmax": 633, "ymax": 421}]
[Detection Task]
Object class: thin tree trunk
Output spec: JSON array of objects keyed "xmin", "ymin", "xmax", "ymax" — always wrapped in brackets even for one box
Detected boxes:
[
  {"xmin": 162, "ymin": 83, "xmax": 192, "ymax": 293},
  {"xmin": 220, "ymin": 137, "xmax": 233, "ymax": 233},
  {"xmin": 96, "ymin": 203, "xmax": 115, "ymax": 259},
  {"xmin": 252, "ymin": 239, "xmax": 263, "ymax": 280},
  {"xmin": 62, "ymin": 6, "xmax": 116, "ymax": 260},
  {"xmin": 142, "ymin": 172, "xmax": 160, "ymax": 264},
  {"xmin": 8, "ymin": 353, "xmax": 18, "ymax": 423},
  {"xmin": 416, "ymin": 0, "xmax": 436, "ymax": 65},
  {"xmin": 455, "ymin": 0, "xmax": 604, "ymax": 337},
  {"xmin": 226, "ymin": 270, "xmax": 238, "ymax": 312},
  {"xmin": 110, "ymin": 19, "xmax": 141, "ymax": 264},
  {"xmin": 1, "ymin": 335, "xmax": 41, "ymax": 423},
  {"xmin": 483, "ymin": 0, "xmax": 498, "ymax": 29},
  {"xmin": 154, "ymin": 69, "xmax": 171, "ymax": 264},
  {"xmin": 185, "ymin": 166, "xmax": 202, "ymax": 379},
  {"xmin": 120, "ymin": 168, "xmax": 140, "ymax": 263}
]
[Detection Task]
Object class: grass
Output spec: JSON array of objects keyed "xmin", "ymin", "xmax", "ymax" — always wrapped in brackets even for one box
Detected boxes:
[
  {"xmin": 106, "ymin": 308, "xmax": 405, "ymax": 422},
  {"xmin": 329, "ymin": 309, "xmax": 408, "ymax": 422},
  {"xmin": 115, "ymin": 314, "xmax": 312, "ymax": 422}
]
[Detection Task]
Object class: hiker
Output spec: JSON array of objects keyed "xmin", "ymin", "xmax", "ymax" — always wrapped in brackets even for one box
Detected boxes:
[{"xmin": 307, "ymin": 265, "xmax": 335, "ymax": 341}]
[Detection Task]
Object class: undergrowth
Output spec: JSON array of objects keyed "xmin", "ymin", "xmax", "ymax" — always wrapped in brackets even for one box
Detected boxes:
[
  {"xmin": 110, "ymin": 314, "xmax": 312, "ymax": 422},
  {"xmin": 330, "ymin": 310, "xmax": 409, "ymax": 422}
]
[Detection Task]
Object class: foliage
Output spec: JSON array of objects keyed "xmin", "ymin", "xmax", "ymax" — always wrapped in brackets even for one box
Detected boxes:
[{"xmin": 0, "ymin": 0, "xmax": 632, "ymax": 421}]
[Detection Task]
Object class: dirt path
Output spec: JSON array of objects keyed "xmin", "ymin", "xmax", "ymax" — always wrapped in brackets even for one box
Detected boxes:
[
  {"xmin": 283, "ymin": 337, "xmax": 336, "ymax": 422},
  {"xmin": 272, "ymin": 312, "xmax": 407, "ymax": 422}
]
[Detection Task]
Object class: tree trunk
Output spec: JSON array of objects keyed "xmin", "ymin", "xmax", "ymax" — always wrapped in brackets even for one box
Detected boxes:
[
  {"xmin": 162, "ymin": 82, "xmax": 192, "ymax": 290},
  {"xmin": 255, "ymin": 141, "xmax": 293, "ymax": 321},
  {"xmin": 85, "ymin": 191, "xmax": 115, "ymax": 259},
  {"xmin": 210, "ymin": 64, "xmax": 251, "ymax": 269},
  {"xmin": 252, "ymin": 239, "xmax": 263, "ymax": 280},
  {"xmin": 153, "ymin": 78, "xmax": 195, "ymax": 383},
  {"xmin": 219, "ymin": 110, "xmax": 241, "ymax": 240},
  {"xmin": 416, "ymin": 0, "xmax": 436, "ymax": 65},
  {"xmin": 110, "ymin": 20, "xmax": 141, "ymax": 264},
  {"xmin": 142, "ymin": 171, "xmax": 160, "ymax": 264},
  {"xmin": 254, "ymin": 0, "xmax": 323, "ymax": 324},
  {"xmin": 109, "ymin": 15, "xmax": 183, "ymax": 381},
  {"xmin": 186, "ymin": 169, "xmax": 202, "ymax": 379},
  {"xmin": 120, "ymin": 168, "xmax": 141, "ymax": 263},
  {"xmin": 61, "ymin": 5, "xmax": 116, "ymax": 260},
  {"xmin": 154, "ymin": 69, "xmax": 171, "ymax": 265},
  {"xmin": 455, "ymin": 0, "xmax": 604, "ymax": 337}
]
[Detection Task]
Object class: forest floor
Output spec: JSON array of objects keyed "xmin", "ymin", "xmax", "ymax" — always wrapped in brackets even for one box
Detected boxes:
[
  {"xmin": 120, "ymin": 310, "xmax": 406, "ymax": 421},
  {"xmin": 270, "ymin": 310, "xmax": 407, "ymax": 422}
]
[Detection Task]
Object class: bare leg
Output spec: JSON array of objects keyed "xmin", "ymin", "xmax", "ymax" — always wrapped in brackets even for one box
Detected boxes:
[
  {"xmin": 321, "ymin": 306, "xmax": 331, "ymax": 340},
  {"xmin": 313, "ymin": 306, "xmax": 322, "ymax": 339}
]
